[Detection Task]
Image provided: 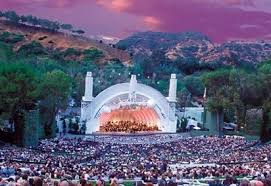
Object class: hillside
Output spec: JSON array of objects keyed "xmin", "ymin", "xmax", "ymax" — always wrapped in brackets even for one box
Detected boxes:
[
  {"xmin": 117, "ymin": 31, "xmax": 271, "ymax": 67},
  {"xmin": 0, "ymin": 20, "xmax": 131, "ymax": 65},
  {"xmin": 1, "ymin": 20, "xmax": 270, "ymax": 103}
]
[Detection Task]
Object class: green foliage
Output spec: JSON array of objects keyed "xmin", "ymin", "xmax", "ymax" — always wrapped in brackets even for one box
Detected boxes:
[
  {"xmin": 177, "ymin": 88, "xmax": 191, "ymax": 108},
  {"xmin": 181, "ymin": 118, "xmax": 188, "ymax": 131},
  {"xmin": 201, "ymin": 62, "xmax": 271, "ymax": 141},
  {"xmin": 39, "ymin": 70, "xmax": 71, "ymax": 109},
  {"xmin": 3, "ymin": 11, "xmax": 60, "ymax": 31},
  {"xmin": 22, "ymin": 110, "xmax": 40, "ymax": 147},
  {"xmin": 1, "ymin": 10, "xmax": 83, "ymax": 34},
  {"xmin": 0, "ymin": 42, "xmax": 14, "ymax": 62},
  {"xmin": 117, "ymin": 44, "xmax": 127, "ymax": 50},
  {"xmin": 60, "ymin": 24, "xmax": 73, "ymax": 30},
  {"xmin": 130, "ymin": 62, "xmax": 143, "ymax": 75},
  {"xmin": 132, "ymin": 55, "xmax": 151, "ymax": 76},
  {"xmin": 258, "ymin": 61, "xmax": 271, "ymax": 99},
  {"xmin": 72, "ymin": 29, "xmax": 85, "ymax": 35},
  {"xmin": 28, "ymin": 58, "xmax": 65, "ymax": 73},
  {"xmin": 18, "ymin": 41, "xmax": 47, "ymax": 56},
  {"xmin": 257, "ymin": 61, "xmax": 271, "ymax": 141},
  {"xmin": 0, "ymin": 32, "xmax": 24, "ymax": 44},
  {"xmin": 38, "ymin": 70, "xmax": 71, "ymax": 136},
  {"xmin": 38, "ymin": 19, "xmax": 60, "ymax": 31},
  {"xmin": 49, "ymin": 48, "xmax": 103, "ymax": 63},
  {"xmin": 245, "ymin": 109, "xmax": 262, "ymax": 135},
  {"xmin": 176, "ymin": 77, "xmax": 185, "ymax": 90},
  {"xmin": 201, "ymin": 68, "xmax": 233, "ymax": 137},
  {"xmin": 66, "ymin": 118, "xmax": 80, "ymax": 134},
  {"xmin": 83, "ymin": 49, "xmax": 104, "ymax": 61},
  {"xmin": 177, "ymin": 118, "xmax": 188, "ymax": 133},
  {"xmin": 80, "ymin": 122, "xmax": 86, "ymax": 134},
  {"xmin": 62, "ymin": 48, "xmax": 82, "ymax": 57},
  {"xmin": 0, "ymin": 63, "xmax": 40, "ymax": 144},
  {"xmin": 202, "ymin": 68, "xmax": 232, "ymax": 111},
  {"xmin": 155, "ymin": 80, "xmax": 168, "ymax": 95},
  {"xmin": 94, "ymin": 61, "xmax": 130, "ymax": 94},
  {"xmin": 25, "ymin": 15, "xmax": 39, "ymax": 26},
  {"xmin": 175, "ymin": 57, "xmax": 200, "ymax": 74},
  {"xmin": 72, "ymin": 73, "xmax": 85, "ymax": 106},
  {"xmin": 0, "ymin": 63, "xmax": 40, "ymax": 118},
  {"xmin": 184, "ymin": 75, "xmax": 204, "ymax": 96},
  {"xmin": 3, "ymin": 11, "xmax": 20, "ymax": 24}
]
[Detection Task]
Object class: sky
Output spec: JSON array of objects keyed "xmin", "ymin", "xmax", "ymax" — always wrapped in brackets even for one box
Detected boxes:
[{"xmin": 0, "ymin": 0, "xmax": 271, "ymax": 43}]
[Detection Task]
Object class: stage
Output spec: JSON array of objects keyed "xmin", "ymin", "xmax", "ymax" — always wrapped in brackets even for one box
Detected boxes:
[
  {"xmin": 81, "ymin": 73, "xmax": 178, "ymax": 134},
  {"xmin": 92, "ymin": 131, "xmax": 177, "ymax": 136}
]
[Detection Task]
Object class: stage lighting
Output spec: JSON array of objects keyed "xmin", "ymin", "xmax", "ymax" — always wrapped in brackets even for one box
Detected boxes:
[{"xmin": 147, "ymin": 99, "xmax": 155, "ymax": 106}]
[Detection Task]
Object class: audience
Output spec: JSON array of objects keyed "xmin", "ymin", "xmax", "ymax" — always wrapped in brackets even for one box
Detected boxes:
[{"xmin": 0, "ymin": 135, "xmax": 270, "ymax": 185}]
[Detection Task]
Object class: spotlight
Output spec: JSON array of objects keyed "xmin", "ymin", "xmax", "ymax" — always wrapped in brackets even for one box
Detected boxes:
[{"xmin": 147, "ymin": 99, "xmax": 155, "ymax": 106}]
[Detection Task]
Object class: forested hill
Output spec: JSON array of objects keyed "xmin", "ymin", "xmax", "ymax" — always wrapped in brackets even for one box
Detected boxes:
[
  {"xmin": 0, "ymin": 14, "xmax": 134, "ymax": 104},
  {"xmin": 117, "ymin": 31, "xmax": 271, "ymax": 68},
  {"xmin": 0, "ymin": 19, "xmax": 131, "ymax": 65}
]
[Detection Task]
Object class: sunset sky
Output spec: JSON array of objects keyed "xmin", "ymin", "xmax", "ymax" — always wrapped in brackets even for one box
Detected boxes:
[{"xmin": 0, "ymin": 0, "xmax": 271, "ymax": 42}]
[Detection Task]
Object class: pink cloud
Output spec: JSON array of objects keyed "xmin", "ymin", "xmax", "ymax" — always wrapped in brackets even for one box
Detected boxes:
[
  {"xmin": 218, "ymin": 0, "xmax": 255, "ymax": 6},
  {"xmin": 96, "ymin": 0, "xmax": 132, "ymax": 11},
  {"xmin": 143, "ymin": 16, "xmax": 161, "ymax": 29},
  {"xmin": 0, "ymin": 0, "xmax": 270, "ymax": 42},
  {"xmin": 96, "ymin": 0, "xmax": 271, "ymax": 42}
]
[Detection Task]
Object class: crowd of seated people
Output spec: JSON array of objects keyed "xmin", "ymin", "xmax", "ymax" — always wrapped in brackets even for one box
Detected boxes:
[
  {"xmin": 93, "ymin": 134, "xmax": 187, "ymax": 144},
  {"xmin": 99, "ymin": 121, "xmax": 159, "ymax": 132},
  {"xmin": 0, "ymin": 135, "xmax": 271, "ymax": 185}
]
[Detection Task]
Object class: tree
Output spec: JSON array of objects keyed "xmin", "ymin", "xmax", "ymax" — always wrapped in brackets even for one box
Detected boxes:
[
  {"xmin": 229, "ymin": 69, "xmax": 263, "ymax": 131},
  {"xmin": 258, "ymin": 62, "xmax": 271, "ymax": 142},
  {"xmin": 72, "ymin": 73, "xmax": 85, "ymax": 106},
  {"xmin": 18, "ymin": 41, "xmax": 47, "ymax": 56},
  {"xmin": 61, "ymin": 24, "xmax": 73, "ymax": 30},
  {"xmin": 73, "ymin": 29, "xmax": 85, "ymax": 35},
  {"xmin": 202, "ymin": 69, "xmax": 232, "ymax": 137},
  {"xmin": 20, "ymin": 15, "xmax": 27, "ymax": 23},
  {"xmin": 39, "ymin": 70, "xmax": 71, "ymax": 136},
  {"xmin": 97, "ymin": 61, "xmax": 129, "ymax": 92},
  {"xmin": 0, "ymin": 63, "xmax": 40, "ymax": 144},
  {"xmin": 3, "ymin": 11, "xmax": 20, "ymax": 24},
  {"xmin": 77, "ymin": 30, "xmax": 85, "ymax": 35},
  {"xmin": 177, "ymin": 88, "xmax": 191, "ymax": 109},
  {"xmin": 155, "ymin": 80, "xmax": 168, "ymax": 95},
  {"xmin": 184, "ymin": 75, "xmax": 204, "ymax": 97},
  {"xmin": 130, "ymin": 58, "xmax": 143, "ymax": 76},
  {"xmin": 180, "ymin": 117, "xmax": 188, "ymax": 132},
  {"xmin": 38, "ymin": 19, "xmax": 60, "ymax": 31},
  {"xmin": 175, "ymin": 57, "xmax": 200, "ymax": 74},
  {"xmin": 25, "ymin": 15, "xmax": 39, "ymax": 26},
  {"xmin": 229, "ymin": 69, "xmax": 248, "ymax": 130},
  {"xmin": 62, "ymin": 119, "xmax": 67, "ymax": 134},
  {"xmin": 83, "ymin": 49, "xmax": 104, "ymax": 60}
]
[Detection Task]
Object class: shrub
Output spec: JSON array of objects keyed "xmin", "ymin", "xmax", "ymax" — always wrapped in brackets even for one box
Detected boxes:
[
  {"xmin": 18, "ymin": 41, "xmax": 47, "ymax": 56},
  {"xmin": 62, "ymin": 48, "xmax": 81, "ymax": 57},
  {"xmin": 0, "ymin": 32, "xmax": 24, "ymax": 44},
  {"xmin": 83, "ymin": 49, "xmax": 103, "ymax": 61}
]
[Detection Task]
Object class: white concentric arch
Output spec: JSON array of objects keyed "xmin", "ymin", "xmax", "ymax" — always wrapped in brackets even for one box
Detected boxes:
[{"xmin": 83, "ymin": 83, "xmax": 176, "ymax": 133}]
